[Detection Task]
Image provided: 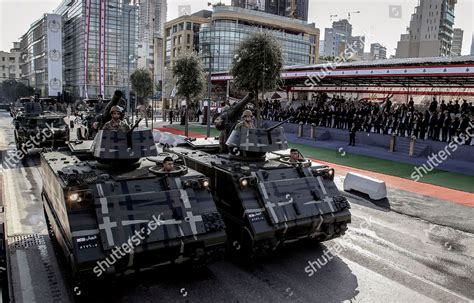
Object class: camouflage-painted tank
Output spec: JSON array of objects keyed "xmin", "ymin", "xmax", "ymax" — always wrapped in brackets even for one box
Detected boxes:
[
  {"xmin": 41, "ymin": 124, "xmax": 226, "ymax": 281},
  {"xmin": 167, "ymin": 95, "xmax": 351, "ymax": 257}
]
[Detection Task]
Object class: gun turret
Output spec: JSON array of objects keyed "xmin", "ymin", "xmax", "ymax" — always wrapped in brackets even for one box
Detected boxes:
[{"xmin": 265, "ymin": 117, "xmax": 292, "ymax": 133}]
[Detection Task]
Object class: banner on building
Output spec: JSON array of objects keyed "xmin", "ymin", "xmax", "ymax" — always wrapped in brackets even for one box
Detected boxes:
[
  {"xmin": 99, "ymin": 0, "xmax": 106, "ymax": 96},
  {"xmin": 84, "ymin": 0, "xmax": 91, "ymax": 98},
  {"xmin": 46, "ymin": 14, "xmax": 63, "ymax": 96}
]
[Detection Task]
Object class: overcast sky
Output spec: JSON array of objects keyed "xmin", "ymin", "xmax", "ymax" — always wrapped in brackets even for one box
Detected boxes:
[{"xmin": 1, "ymin": 0, "xmax": 473, "ymax": 56}]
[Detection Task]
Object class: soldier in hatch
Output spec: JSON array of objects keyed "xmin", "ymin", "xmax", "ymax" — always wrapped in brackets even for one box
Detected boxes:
[
  {"xmin": 289, "ymin": 148, "xmax": 305, "ymax": 163},
  {"xmin": 159, "ymin": 156, "xmax": 175, "ymax": 172},
  {"xmin": 102, "ymin": 105, "xmax": 131, "ymax": 132},
  {"xmin": 234, "ymin": 109, "xmax": 255, "ymax": 131}
]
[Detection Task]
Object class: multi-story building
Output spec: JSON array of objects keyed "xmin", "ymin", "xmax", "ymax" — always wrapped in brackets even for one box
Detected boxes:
[
  {"xmin": 137, "ymin": 0, "xmax": 167, "ymax": 84},
  {"xmin": 231, "ymin": 0, "xmax": 309, "ymax": 21},
  {"xmin": 20, "ymin": 14, "xmax": 63, "ymax": 96},
  {"xmin": 163, "ymin": 10, "xmax": 212, "ymax": 68},
  {"xmin": 349, "ymin": 35, "xmax": 365, "ymax": 57},
  {"xmin": 370, "ymin": 43, "xmax": 387, "ymax": 60},
  {"xmin": 199, "ymin": 6, "xmax": 319, "ymax": 73},
  {"xmin": 323, "ymin": 28, "xmax": 347, "ymax": 57},
  {"xmin": 332, "ymin": 19, "xmax": 352, "ymax": 38},
  {"xmin": 451, "ymin": 28, "xmax": 463, "ymax": 56},
  {"xmin": 0, "ymin": 42, "xmax": 22, "ymax": 83},
  {"xmin": 53, "ymin": 0, "xmax": 138, "ymax": 99},
  {"xmin": 322, "ymin": 19, "xmax": 364, "ymax": 58},
  {"xmin": 163, "ymin": 10, "xmax": 212, "ymax": 99},
  {"xmin": 395, "ymin": 0, "xmax": 457, "ymax": 58}
]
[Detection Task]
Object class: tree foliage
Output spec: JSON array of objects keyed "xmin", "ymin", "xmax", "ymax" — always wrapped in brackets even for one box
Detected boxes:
[
  {"xmin": 231, "ymin": 32, "xmax": 283, "ymax": 123},
  {"xmin": 172, "ymin": 51, "xmax": 205, "ymax": 136},
  {"xmin": 130, "ymin": 68, "xmax": 154, "ymax": 104},
  {"xmin": 0, "ymin": 80, "xmax": 34, "ymax": 102}
]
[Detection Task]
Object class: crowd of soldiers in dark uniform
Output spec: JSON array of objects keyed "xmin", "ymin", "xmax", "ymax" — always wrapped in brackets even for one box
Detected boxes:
[{"xmin": 262, "ymin": 94, "xmax": 474, "ymax": 145}]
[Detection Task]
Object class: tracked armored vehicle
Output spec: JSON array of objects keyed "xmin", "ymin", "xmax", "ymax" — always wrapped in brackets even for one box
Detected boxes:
[
  {"xmin": 13, "ymin": 101, "xmax": 69, "ymax": 152},
  {"xmin": 167, "ymin": 94, "xmax": 351, "ymax": 256},
  {"xmin": 41, "ymin": 123, "xmax": 226, "ymax": 281}
]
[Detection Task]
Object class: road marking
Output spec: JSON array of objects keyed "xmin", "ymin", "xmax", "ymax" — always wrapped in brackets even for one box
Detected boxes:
[
  {"xmin": 16, "ymin": 250, "xmax": 36, "ymax": 303},
  {"xmin": 341, "ymin": 241, "xmax": 473, "ymax": 302},
  {"xmin": 4, "ymin": 169, "xmax": 22, "ymax": 234}
]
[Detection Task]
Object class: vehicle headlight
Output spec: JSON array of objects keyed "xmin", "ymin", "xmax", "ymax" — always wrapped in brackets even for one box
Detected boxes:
[
  {"xmin": 239, "ymin": 177, "xmax": 257, "ymax": 188},
  {"xmin": 68, "ymin": 193, "xmax": 81, "ymax": 202},
  {"xmin": 327, "ymin": 168, "xmax": 335, "ymax": 180},
  {"xmin": 312, "ymin": 168, "xmax": 335, "ymax": 180},
  {"xmin": 202, "ymin": 179, "xmax": 210, "ymax": 188}
]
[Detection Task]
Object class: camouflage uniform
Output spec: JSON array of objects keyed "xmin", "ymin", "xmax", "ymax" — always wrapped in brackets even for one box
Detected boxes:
[
  {"xmin": 234, "ymin": 120, "xmax": 255, "ymax": 131},
  {"xmin": 102, "ymin": 119, "xmax": 131, "ymax": 132}
]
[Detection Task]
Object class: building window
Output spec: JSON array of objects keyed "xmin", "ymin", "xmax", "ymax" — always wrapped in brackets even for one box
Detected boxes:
[
  {"xmin": 178, "ymin": 22, "xmax": 184, "ymax": 31},
  {"xmin": 187, "ymin": 34, "xmax": 191, "ymax": 44},
  {"xmin": 186, "ymin": 22, "xmax": 191, "ymax": 30}
]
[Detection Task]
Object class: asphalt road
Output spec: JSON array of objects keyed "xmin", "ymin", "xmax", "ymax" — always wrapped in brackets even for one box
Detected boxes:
[{"xmin": 0, "ymin": 111, "xmax": 473, "ymax": 303}]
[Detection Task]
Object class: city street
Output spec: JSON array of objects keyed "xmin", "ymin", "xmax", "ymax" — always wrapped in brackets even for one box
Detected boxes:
[{"xmin": 0, "ymin": 110, "xmax": 473, "ymax": 302}]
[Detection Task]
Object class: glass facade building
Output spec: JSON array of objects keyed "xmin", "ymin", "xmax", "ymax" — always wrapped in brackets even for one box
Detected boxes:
[
  {"xmin": 199, "ymin": 6, "xmax": 318, "ymax": 72},
  {"xmin": 231, "ymin": 0, "xmax": 309, "ymax": 22},
  {"xmin": 54, "ymin": 0, "xmax": 138, "ymax": 98},
  {"xmin": 20, "ymin": 16, "xmax": 48, "ymax": 95}
]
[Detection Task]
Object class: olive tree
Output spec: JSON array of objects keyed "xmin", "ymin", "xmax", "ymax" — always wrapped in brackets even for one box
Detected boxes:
[
  {"xmin": 172, "ymin": 51, "xmax": 205, "ymax": 136},
  {"xmin": 130, "ymin": 68, "xmax": 153, "ymax": 125},
  {"xmin": 130, "ymin": 68, "xmax": 154, "ymax": 103},
  {"xmin": 231, "ymin": 32, "xmax": 283, "ymax": 125}
]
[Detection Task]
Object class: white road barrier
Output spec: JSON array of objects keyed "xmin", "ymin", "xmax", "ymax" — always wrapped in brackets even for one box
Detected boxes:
[{"xmin": 343, "ymin": 172, "xmax": 387, "ymax": 200}]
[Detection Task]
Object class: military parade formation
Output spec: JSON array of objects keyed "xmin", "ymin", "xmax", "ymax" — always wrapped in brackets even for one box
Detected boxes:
[{"xmin": 4, "ymin": 89, "xmax": 350, "ymax": 292}]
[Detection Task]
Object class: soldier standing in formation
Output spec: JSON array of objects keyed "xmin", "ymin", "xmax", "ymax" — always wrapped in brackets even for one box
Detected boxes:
[{"xmin": 102, "ymin": 106, "xmax": 131, "ymax": 132}]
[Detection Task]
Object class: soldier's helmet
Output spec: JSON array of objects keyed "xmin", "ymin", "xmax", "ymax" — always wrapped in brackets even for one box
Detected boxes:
[
  {"xmin": 110, "ymin": 105, "xmax": 123, "ymax": 114},
  {"xmin": 242, "ymin": 109, "xmax": 253, "ymax": 118}
]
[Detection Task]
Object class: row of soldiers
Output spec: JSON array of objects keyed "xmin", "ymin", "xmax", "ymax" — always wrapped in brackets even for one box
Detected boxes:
[{"xmin": 263, "ymin": 98, "xmax": 473, "ymax": 144}]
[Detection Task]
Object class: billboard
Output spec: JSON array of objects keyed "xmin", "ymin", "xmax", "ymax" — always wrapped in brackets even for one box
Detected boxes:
[{"xmin": 46, "ymin": 14, "xmax": 63, "ymax": 96}]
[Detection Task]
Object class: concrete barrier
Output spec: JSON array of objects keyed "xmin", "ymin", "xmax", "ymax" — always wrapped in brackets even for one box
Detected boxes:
[{"xmin": 343, "ymin": 172, "xmax": 387, "ymax": 200}]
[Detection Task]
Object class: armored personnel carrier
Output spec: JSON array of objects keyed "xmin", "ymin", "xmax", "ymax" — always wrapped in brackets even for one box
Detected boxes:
[
  {"xmin": 13, "ymin": 101, "xmax": 69, "ymax": 152},
  {"xmin": 167, "ymin": 94, "xmax": 351, "ymax": 256},
  {"xmin": 40, "ymin": 123, "xmax": 226, "ymax": 281},
  {"xmin": 10, "ymin": 97, "xmax": 31, "ymax": 117}
]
